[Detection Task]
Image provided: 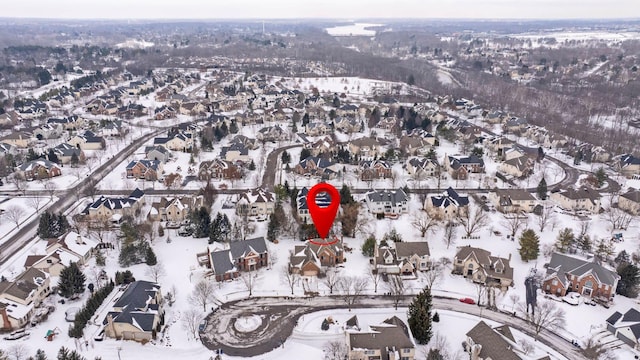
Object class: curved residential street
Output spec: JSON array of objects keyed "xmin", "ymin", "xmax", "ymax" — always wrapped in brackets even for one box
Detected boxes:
[{"xmin": 199, "ymin": 295, "xmax": 586, "ymax": 359}]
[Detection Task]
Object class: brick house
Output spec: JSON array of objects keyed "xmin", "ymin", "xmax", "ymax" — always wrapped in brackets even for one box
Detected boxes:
[
  {"xmin": 289, "ymin": 240, "xmax": 345, "ymax": 276},
  {"xmin": 205, "ymin": 237, "xmax": 269, "ymax": 281},
  {"xmin": 444, "ymin": 155, "xmax": 484, "ymax": 180},
  {"xmin": 543, "ymin": 252, "xmax": 619, "ymax": 300},
  {"xmin": 198, "ymin": 159, "xmax": 243, "ymax": 181},
  {"xmin": 453, "ymin": 245, "xmax": 514, "ymax": 290},
  {"xmin": 126, "ymin": 159, "xmax": 163, "ymax": 181},
  {"xmin": 359, "ymin": 159, "xmax": 392, "ymax": 181},
  {"xmin": 17, "ymin": 159, "xmax": 62, "ymax": 180}
]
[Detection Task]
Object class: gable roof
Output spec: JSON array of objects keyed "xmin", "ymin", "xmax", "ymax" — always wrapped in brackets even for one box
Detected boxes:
[
  {"xmin": 466, "ymin": 321, "xmax": 521, "ymax": 360},
  {"xmin": 210, "ymin": 237, "xmax": 268, "ymax": 275},
  {"xmin": 366, "ymin": 188, "xmax": 409, "ymax": 205},
  {"xmin": 430, "ymin": 187, "xmax": 469, "ymax": 208},
  {"xmin": 395, "ymin": 242, "xmax": 430, "ymax": 258},
  {"xmin": 348, "ymin": 316, "xmax": 414, "ymax": 360},
  {"xmin": 545, "ymin": 252, "xmax": 619, "ymax": 287}
]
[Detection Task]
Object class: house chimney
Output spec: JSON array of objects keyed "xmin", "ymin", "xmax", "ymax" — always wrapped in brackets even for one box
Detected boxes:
[
  {"xmin": 76, "ymin": 234, "xmax": 83, "ymax": 245},
  {"xmin": 508, "ymin": 253, "xmax": 512, "ymax": 261}
]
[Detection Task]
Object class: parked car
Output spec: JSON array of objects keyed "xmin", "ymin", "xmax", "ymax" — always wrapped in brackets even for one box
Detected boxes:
[
  {"xmin": 459, "ymin": 297, "xmax": 476, "ymax": 305},
  {"xmin": 4, "ymin": 329, "xmax": 30, "ymax": 340},
  {"xmin": 562, "ymin": 292, "xmax": 581, "ymax": 306},
  {"xmin": 94, "ymin": 328, "xmax": 105, "ymax": 341},
  {"xmin": 177, "ymin": 226, "xmax": 193, "ymax": 237}
]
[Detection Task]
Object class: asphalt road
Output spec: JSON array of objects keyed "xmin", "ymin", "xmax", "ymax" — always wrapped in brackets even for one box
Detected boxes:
[
  {"xmin": 0, "ymin": 129, "xmax": 164, "ymax": 266},
  {"xmin": 199, "ymin": 295, "xmax": 586, "ymax": 359}
]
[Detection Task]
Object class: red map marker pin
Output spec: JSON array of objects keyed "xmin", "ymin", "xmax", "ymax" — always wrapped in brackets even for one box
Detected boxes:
[{"xmin": 306, "ymin": 183, "xmax": 340, "ymax": 240}]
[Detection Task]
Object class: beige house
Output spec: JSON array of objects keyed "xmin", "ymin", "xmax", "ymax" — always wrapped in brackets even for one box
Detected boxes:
[
  {"xmin": 236, "ymin": 188, "xmax": 275, "ymax": 216},
  {"xmin": 550, "ymin": 186, "xmax": 601, "ymax": 214},
  {"xmin": 149, "ymin": 196, "xmax": 203, "ymax": 222},
  {"xmin": 453, "ymin": 245, "xmax": 513, "ymax": 290},
  {"xmin": 425, "ymin": 187, "xmax": 469, "ymax": 220},
  {"xmin": 0, "ymin": 267, "xmax": 51, "ymax": 330},
  {"xmin": 104, "ymin": 281, "xmax": 164, "ymax": 341},
  {"xmin": 84, "ymin": 188, "xmax": 145, "ymax": 222},
  {"xmin": 465, "ymin": 321, "xmax": 549, "ymax": 360},
  {"xmin": 348, "ymin": 137, "xmax": 384, "ymax": 161},
  {"xmin": 490, "ymin": 189, "xmax": 537, "ymax": 213},
  {"xmin": 619, "ymin": 188, "xmax": 640, "ymax": 215},
  {"xmin": 67, "ymin": 131, "xmax": 105, "ymax": 150},
  {"xmin": 347, "ymin": 316, "xmax": 415, "ymax": 360},
  {"xmin": 499, "ymin": 155, "xmax": 534, "ymax": 178}
]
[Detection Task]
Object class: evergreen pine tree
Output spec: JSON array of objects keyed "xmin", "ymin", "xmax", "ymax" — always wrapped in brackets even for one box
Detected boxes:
[
  {"xmin": 408, "ymin": 286, "xmax": 433, "ymax": 344},
  {"xmin": 595, "ymin": 167, "xmax": 607, "ymax": 187},
  {"xmin": 617, "ymin": 263, "xmax": 640, "ymax": 298},
  {"xmin": 426, "ymin": 349, "xmax": 444, "ymax": 360},
  {"xmin": 248, "ymin": 160, "xmax": 256, "ymax": 171},
  {"xmin": 57, "ymin": 262, "xmax": 86, "ymax": 298},
  {"xmin": 519, "ymin": 229, "xmax": 540, "ymax": 261},
  {"xmin": 554, "ymin": 228, "xmax": 575, "ymax": 253},
  {"xmin": 339, "ymin": 184, "xmax": 354, "ymax": 205},
  {"xmin": 57, "ymin": 346, "xmax": 70, "ymax": 360},
  {"xmin": 70, "ymin": 152, "xmax": 79, "ymax": 167},
  {"xmin": 536, "ymin": 177, "xmax": 548, "ymax": 200},
  {"xmin": 267, "ymin": 213, "xmax": 278, "ymax": 242},
  {"xmin": 95, "ymin": 250, "xmax": 106, "ymax": 266},
  {"xmin": 432, "ymin": 311, "xmax": 440, "ymax": 322},
  {"xmin": 145, "ymin": 246, "xmax": 158, "ymax": 265},
  {"xmin": 361, "ymin": 235, "xmax": 376, "ymax": 257},
  {"xmin": 35, "ymin": 349, "xmax": 47, "ymax": 360}
]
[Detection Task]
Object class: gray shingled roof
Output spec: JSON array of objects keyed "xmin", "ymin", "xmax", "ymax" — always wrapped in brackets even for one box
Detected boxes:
[
  {"xmin": 349, "ymin": 317, "xmax": 414, "ymax": 360},
  {"xmin": 466, "ymin": 321, "xmax": 521, "ymax": 360},
  {"xmin": 395, "ymin": 242, "xmax": 430, "ymax": 258},
  {"xmin": 545, "ymin": 252, "xmax": 619, "ymax": 288},
  {"xmin": 366, "ymin": 188, "xmax": 408, "ymax": 205},
  {"xmin": 430, "ymin": 187, "xmax": 469, "ymax": 208}
]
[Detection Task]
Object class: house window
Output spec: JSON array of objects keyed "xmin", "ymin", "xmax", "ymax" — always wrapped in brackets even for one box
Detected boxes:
[
  {"xmin": 402, "ymin": 349, "xmax": 411, "ymax": 353},
  {"xmin": 552, "ymin": 280, "xmax": 557, "ymax": 286},
  {"xmin": 468, "ymin": 264, "xmax": 473, "ymax": 269},
  {"xmin": 365, "ymin": 350, "xmax": 376, "ymax": 355},
  {"xmin": 585, "ymin": 280, "xmax": 593, "ymax": 288}
]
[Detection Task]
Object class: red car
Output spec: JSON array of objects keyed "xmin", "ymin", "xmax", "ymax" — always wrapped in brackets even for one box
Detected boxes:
[{"xmin": 459, "ymin": 297, "xmax": 476, "ymax": 305}]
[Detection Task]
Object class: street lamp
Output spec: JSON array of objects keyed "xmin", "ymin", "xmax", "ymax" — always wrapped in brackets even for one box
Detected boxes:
[{"xmin": 117, "ymin": 347, "xmax": 122, "ymax": 360}]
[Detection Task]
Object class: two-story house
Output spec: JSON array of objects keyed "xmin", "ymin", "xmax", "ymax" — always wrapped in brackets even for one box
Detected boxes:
[
  {"xmin": 83, "ymin": 188, "xmax": 145, "ymax": 222},
  {"xmin": 618, "ymin": 188, "xmax": 640, "ymax": 215},
  {"xmin": 606, "ymin": 308, "xmax": 640, "ymax": 350},
  {"xmin": 406, "ymin": 157, "xmax": 439, "ymax": 179},
  {"xmin": 104, "ymin": 281, "xmax": 164, "ymax": 341},
  {"xmin": 235, "ymin": 188, "xmax": 275, "ymax": 217},
  {"xmin": 453, "ymin": 245, "xmax": 514, "ymax": 290},
  {"xmin": 148, "ymin": 196, "xmax": 203, "ymax": 222},
  {"xmin": 359, "ymin": 160, "xmax": 392, "ymax": 181},
  {"xmin": 220, "ymin": 142, "xmax": 252, "ymax": 164},
  {"xmin": 550, "ymin": 186, "xmax": 601, "ymax": 214},
  {"xmin": 198, "ymin": 159, "xmax": 243, "ymax": 181},
  {"xmin": 426, "ymin": 187, "xmax": 469, "ymax": 220},
  {"xmin": 126, "ymin": 159, "xmax": 163, "ymax": 181},
  {"xmin": 490, "ymin": 189, "xmax": 537, "ymax": 214},
  {"xmin": 296, "ymin": 187, "xmax": 331, "ymax": 223},
  {"xmin": 205, "ymin": 237, "xmax": 269, "ymax": 281},
  {"xmin": 17, "ymin": 159, "xmax": 62, "ymax": 180},
  {"xmin": 365, "ymin": 188, "xmax": 409, "ymax": 218},
  {"xmin": 444, "ymin": 155, "xmax": 485, "ymax": 180},
  {"xmin": 543, "ymin": 252, "xmax": 619, "ymax": 300},
  {"xmin": 346, "ymin": 316, "xmax": 415, "ymax": 360},
  {"xmin": 0, "ymin": 267, "xmax": 51, "ymax": 330},
  {"xmin": 289, "ymin": 241, "xmax": 345, "ymax": 276}
]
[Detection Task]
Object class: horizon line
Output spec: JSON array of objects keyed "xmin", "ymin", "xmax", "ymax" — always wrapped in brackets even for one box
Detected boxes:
[{"xmin": 1, "ymin": 16, "xmax": 640, "ymax": 22}]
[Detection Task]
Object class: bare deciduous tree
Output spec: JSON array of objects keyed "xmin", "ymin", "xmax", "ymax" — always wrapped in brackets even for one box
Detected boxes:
[
  {"xmin": 536, "ymin": 205, "xmax": 556, "ymax": 232},
  {"xmin": 338, "ymin": 276, "xmax": 367, "ymax": 311},
  {"xmin": 386, "ymin": 275, "xmax": 405, "ymax": 310},
  {"xmin": 145, "ymin": 262, "xmax": 167, "ymax": 282},
  {"xmin": 10, "ymin": 175, "xmax": 26, "ymax": 194},
  {"xmin": 367, "ymin": 269, "xmax": 382, "ymax": 293},
  {"xmin": 501, "ymin": 213, "xmax": 528, "ymax": 240},
  {"xmin": 582, "ymin": 334, "xmax": 617, "ymax": 360},
  {"xmin": 82, "ymin": 179, "xmax": 99, "ymax": 201},
  {"xmin": 509, "ymin": 293, "xmax": 520, "ymax": 312},
  {"xmin": 4, "ymin": 205, "xmax": 25, "ymax": 228},
  {"xmin": 475, "ymin": 283, "xmax": 487, "ymax": 306},
  {"xmin": 188, "ymin": 280, "xmax": 215, "ymax": 312},
  {"xmin": 43, "ymin": 180, "xmax": 57, "ymax": 200},
  {"xmin": 423, "ymin": 264, "xmax": 442, "ymax": 290},
  {"xmin": 456, "ymin": 204, "xmax": 488, "ymax": 237},
  {"xmin": 524, "ymin": 300, "xmax": 566, "ymax": 340},
  {"xmin": 519, "ymin": 339, "xmax": 535, "ymax": 355},
  {"xmin": 443, "ymin": 221, "xmax": 457, "ymax": 249},
  {"xmin": 26, "ymin": 195, "xmax": 44, "ymax": 213},
  {"xmin": 602, "ymin": 206, "xmax": 634, "ymax": 231},
  {"xmin": 7, "ymin": 344, "xmax": 28, "ymax": 360},
  {"xmin": 242, "ymin": 272, "xmax": 258, "ymax": 297},
  {"xmin": 323, "ymin": 340, "xmax": 348, "ymax": 360},
  {"xmin": 323, "ymin": 268, "xmax": 341, "ymax": 294},
  {"xmin": 411, "ymin": 211, "xmax": 439, "ymax": 237},
  {"xmin": 181, "ymin": 307, "xmax": 204, "ymax": 340},
  {"xmin": 281, "ymin": 265, "xmax": 299, "ymax": 295}
]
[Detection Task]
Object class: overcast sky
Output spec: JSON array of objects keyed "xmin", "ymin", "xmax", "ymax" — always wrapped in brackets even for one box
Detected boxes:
[{"xmin": 2, "ymin": 0, "xmax": 639, "ymax": 20}]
